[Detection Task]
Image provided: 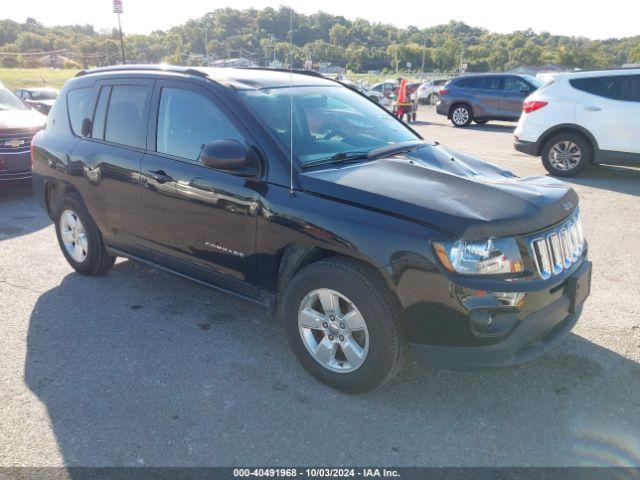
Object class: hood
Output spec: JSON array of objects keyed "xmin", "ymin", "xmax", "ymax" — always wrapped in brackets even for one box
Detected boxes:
[
  {"xmin": 30, "ymin": 99, "xmax": 56, "ymax": 107},
  {"xmin": 0, "ymin": 109, "xmax": 46, "ymax": 131},
  {"xmin": 298, "ymin": 144, "xmax": 578, "ymax": 240}
]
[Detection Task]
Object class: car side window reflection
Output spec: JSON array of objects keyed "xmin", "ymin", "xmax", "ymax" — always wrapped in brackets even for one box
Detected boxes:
[{"xmin": 156, "ymin": 87, "xmax": 244, "ymax": 162}]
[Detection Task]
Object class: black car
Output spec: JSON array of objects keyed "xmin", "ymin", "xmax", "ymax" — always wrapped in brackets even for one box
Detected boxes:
[
  {"xmin": 0, "ymin": 84, "xmax": 46, "ymax": 183},
  {"xmin": 32, "ymin": 65, "xmax": 591, "ymax": 393},
  {"xmin": 436, "ymin": 73, "xmax": 542, "ymax": 127},
  {"xmin": 15, "ymin": 87, "xmax": 59, "ymax": 114}
]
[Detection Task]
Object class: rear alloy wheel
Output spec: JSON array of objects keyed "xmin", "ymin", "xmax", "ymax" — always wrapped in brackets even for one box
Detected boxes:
[
  {"xmin": 283, "ymin": 257, "xmax": 405, "ymax": 394},
  {"xmin": 541, "ymin": 133, "xmax": 591, "ymax": 177},
  {"xmin": 54, "ymin": 194, "xmax": 115, "ymax": 275},
  {"xmin": 450, "ymin": 104, "xmax": 472, "ymax": 127}
]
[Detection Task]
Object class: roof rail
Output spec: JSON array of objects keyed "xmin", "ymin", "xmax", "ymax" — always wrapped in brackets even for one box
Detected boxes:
[
  {"xmin": 238, "ymin": 67, "xmax": 326, "ymax": 78},
  {"xmin": 75, "ymin": 64, "xmax": 209, "ymax": 78}
]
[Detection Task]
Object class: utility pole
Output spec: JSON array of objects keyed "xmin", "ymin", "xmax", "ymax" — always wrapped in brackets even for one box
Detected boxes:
[
  {"xmin": 204, "ymin": 27, "xmax": 209, "ymax": 66},
  {"xmin": 113, "ymin": 0, "xmax": 126, "ymax": 64},
  {"xmin": 420, "ymin": 35, "xmax": 427, "ymax": 78}
]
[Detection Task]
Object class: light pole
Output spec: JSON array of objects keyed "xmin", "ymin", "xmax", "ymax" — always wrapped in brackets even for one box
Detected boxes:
[{"xmin": 113, "ymin": 0, "xmax": 126, "ymax": 64}]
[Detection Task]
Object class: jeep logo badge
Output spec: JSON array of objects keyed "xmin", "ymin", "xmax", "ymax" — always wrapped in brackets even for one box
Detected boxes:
[
  {"xmin": 562, "ymin": 201, "xmax": 574, "ymax": 212},
  {"xmin": 4, "ymin": 139, "xmax": 25, "ymax": 148}
]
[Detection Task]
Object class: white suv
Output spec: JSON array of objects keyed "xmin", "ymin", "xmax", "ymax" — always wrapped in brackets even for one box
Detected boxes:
[{"xmin": 514, "ymin": 68, "xmax": 640, "ymax": 176}]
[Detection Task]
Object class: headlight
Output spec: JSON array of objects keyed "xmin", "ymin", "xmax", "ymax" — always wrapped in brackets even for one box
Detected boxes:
[{"xmin": 433, "ymin": 237, "xmax": 524, "ymax": 275}]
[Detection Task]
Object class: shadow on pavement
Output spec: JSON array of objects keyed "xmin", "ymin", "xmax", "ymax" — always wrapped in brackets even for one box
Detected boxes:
[
  {"xmin": 557, "ymin": 165, "xmax": 640, "ymax": 197},
  {"xmin": 23, "ymin": 260, "xmax": 640, "ymax": 467},
  {"xmin": 0, "ymin": 183, "xmax": 51, "ymax": 240}
]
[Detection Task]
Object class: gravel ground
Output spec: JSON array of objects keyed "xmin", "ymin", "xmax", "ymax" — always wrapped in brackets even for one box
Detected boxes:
[{"xmin": 1, "ymin": 106, "xmax": 639, "ymax": 467}]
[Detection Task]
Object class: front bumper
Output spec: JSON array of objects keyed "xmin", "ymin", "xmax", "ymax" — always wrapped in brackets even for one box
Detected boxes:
[
  {"xmin": 409, "ymin": 260, "xmax": 591, "ymax": 370},
  {"xmin": 514, "ymin": 138, "xmax": 539, "ymax": 156},
  {"xmin": 0, "ymin": 152, "xmax": 32, "ymax": 183}
]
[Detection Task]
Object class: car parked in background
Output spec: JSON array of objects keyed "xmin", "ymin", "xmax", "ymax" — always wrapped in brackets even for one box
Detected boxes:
[
  {"xmin": 417, "ymin": 78, "xmax": 448, "ymax": 104},
  {"xmin": 514, "ymin": 68, "xmax": 640, "ymax": 176},
  {"xmin": 14, "ymin": 87, "xmax": 59, "ymax": 114},
  {"xmin": 0, "ymin": 83, "xmax": 46, "ymax": 183},
  {"xmin": 436, "ymin": 73, "xmax": 542, "ymax": 127},
  {"xmin": 339, "ymin": 79, "xmax": 390, "ymax": 107}
]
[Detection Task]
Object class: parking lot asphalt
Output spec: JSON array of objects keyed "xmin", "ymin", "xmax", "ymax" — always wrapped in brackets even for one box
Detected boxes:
[{"xmin": 1, "ymin": 106, "xmax": 639, "ymax": 467}]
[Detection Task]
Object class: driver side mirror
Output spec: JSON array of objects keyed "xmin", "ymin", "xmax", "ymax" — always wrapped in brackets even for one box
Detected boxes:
[{"xmin": 200, "ymin": 139, "xmax": 258, "ymax": 176}]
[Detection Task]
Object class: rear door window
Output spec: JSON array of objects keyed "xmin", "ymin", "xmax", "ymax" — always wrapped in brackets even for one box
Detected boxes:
[
  {"xmin": 104, "ymin": 85, "xmax": 149, "ymax": 148},
  {"xmin": 504, "ymin": 77, "xmax": 531, "ymax": 92}
]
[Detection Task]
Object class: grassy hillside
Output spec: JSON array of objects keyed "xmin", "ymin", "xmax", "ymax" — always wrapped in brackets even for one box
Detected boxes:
[{"xmin": 0, "ymin": 68, "xmax": 77, "ymax": 91}]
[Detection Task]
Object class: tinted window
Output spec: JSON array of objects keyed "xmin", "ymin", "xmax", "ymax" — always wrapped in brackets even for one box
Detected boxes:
[
  {"xmin": 456, "ymin": 77, "xmax": 500, "ymax": 89},
  {"xmin": 67, "ymin": 87, "xmax": 94, "ymax": 136},
  {"xmin": 91, "ymin": 86, "xmax": 111, "ymax": 140},
  {"xmin": 504, "ymin": 77, "xmax": 532, "ymax": 92},
  {"xmin": 157, "ymin": 87, "xmax": 244, "ymax": 161},
  {"xmin": 240, "ymin": 85, "xmax": 417, "ymax": 164},
  {"xmin": 105, "ymin": 85, "xmax": 148, "ymax": 148},
  {"xmin": 571, "ymin": 75, "xmax": 640, "ymax": 102}
]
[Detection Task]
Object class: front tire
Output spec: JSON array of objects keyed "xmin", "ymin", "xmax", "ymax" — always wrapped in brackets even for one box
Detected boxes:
[
  {"xmin": 54, "ymin": 194, "xmax": 115, "ymax": 275},
  {"xmin": 450, "ymin": 104, "xmax": 472, "ymax": 127},
  {"xmin": 282, "ymin": 257, "xmax": 405, "ymax": 394},
  {"xmin": 541, "ymin": 132, "xmax": 592, "ymax": 177}
]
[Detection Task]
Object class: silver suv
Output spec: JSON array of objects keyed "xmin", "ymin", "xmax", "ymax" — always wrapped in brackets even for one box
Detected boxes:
[{"xmin": 436, "ymin": 74, "xmax": 542, "ymax": 127}]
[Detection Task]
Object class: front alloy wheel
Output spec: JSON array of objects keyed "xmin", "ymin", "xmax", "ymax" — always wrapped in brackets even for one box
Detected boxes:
[
  {"xmin": 298, "ymin": 288, "xmax": 369, "ymax": 373},
  {"xmin": 283, "ymin": 257, "xmax": 405, "ymax": 394}
]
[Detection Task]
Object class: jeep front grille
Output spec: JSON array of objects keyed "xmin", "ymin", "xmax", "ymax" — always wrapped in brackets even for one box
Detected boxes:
[{"xmin": 529, "ymin": 210, "xmax": 585, "ymax": 279}]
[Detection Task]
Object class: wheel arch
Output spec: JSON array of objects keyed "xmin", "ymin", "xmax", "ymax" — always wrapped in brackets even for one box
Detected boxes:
[
  {"xmin": 44, "ymin": 178, "xmax": 83, "ymax": 219},
  {"xmin": 537, "ymin": 123, "xmax": 599, "ymax": 161},
  {"xmin": 274, "ymin": 243, "xmax": 400, "ymax": 320}
]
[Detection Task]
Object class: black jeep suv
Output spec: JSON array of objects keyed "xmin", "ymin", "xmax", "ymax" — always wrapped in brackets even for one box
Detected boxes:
[{"xmin": 32, "ymin": 66, "xmax": 591, "ymax": 393}]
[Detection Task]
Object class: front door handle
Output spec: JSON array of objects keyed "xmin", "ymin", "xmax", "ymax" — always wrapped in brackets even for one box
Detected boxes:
[
  {"xmin": 584, "ymin": 105, "xmax": 602, "ymax": 111},
  {"xmin": 147, "ymin": 169, "xmax": 173, "ymax": 184}
]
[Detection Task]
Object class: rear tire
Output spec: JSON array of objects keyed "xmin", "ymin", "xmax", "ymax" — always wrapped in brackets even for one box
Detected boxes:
[
  {"xmin": 541, "ymin": 132, "xmax": 592, "ymax": 177},
  {"xmin": 282, "ymin": 257, "xmax": 405, "ymax": 394},
  {"xmin": 450, "ymin": 104, "xmax": 472, "ymax": 127},
  {"xmin": 54, "ymin": 194, "xmax": 115, "ymax": 275}
]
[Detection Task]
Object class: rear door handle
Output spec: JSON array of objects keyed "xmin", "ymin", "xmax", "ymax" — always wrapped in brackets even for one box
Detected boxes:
[
  {"xmin": 584, "ymin": 105, "xmax": 602, "ymax": 111},
  {"xmin": 147, "ymin": 169, "xmax": 173, "ymax": 184}
]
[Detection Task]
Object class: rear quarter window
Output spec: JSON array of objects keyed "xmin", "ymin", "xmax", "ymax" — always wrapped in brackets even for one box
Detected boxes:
[
  {"xmin": 67, "ymin": 87, "xmax": 95, "ymax": 136},
  {"xmin": 570, "ymin": 75, "xmax": 640, "ymax": 102}
]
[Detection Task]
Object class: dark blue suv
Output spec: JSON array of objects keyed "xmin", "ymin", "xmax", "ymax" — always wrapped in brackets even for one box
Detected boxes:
[{"xmin": 436, "ymin": 73, "xmax": 542, "ymax": 127}]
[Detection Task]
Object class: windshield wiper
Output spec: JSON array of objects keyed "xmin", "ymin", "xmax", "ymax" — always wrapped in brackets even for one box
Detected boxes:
[
  {"xmin": 367, "ymin": 140, "xmax": 435, "ymax": 160},
  {"xmin": 301, "ymin": 150, "xmax": 370, "ymax": 169}
]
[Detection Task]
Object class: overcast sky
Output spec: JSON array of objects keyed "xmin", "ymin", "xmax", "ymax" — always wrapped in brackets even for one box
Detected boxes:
[{"xmin": 3, "ymin": 0, "xmax": 638, "ymax": 40}]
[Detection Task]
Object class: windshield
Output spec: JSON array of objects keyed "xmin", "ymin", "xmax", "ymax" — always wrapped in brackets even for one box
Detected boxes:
[
  {"xmin": 0, "ymin": 88, "xmax": 27, "ymax": 111},
  {"xmin": 239, "ymin": 85, "xmax": 418, "ymax": 164},
  {"xmin": 30, "ymin": 90, "xmax": 58, "ymax": 100}
]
